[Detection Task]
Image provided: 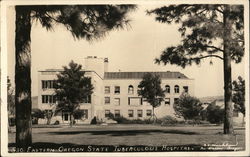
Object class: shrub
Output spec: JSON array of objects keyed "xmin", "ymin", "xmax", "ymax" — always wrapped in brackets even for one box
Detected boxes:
[
  {"xmin": 54, "ymin": 120, "xmax": 60, "ymax": 125},
  {"xmin": 112, "ymin": 116, "xmax": 130, "ymax": 124},
  {"xmin": 32, "ymin": 108, "xmax": 44, "ymax": 119},
  {"xmin": 73, "ymin": 109, "xmax": 85, "ymax": 120},
  {"xmin": 206, "ymin": 104, "xmax": 224, "ymax": 124},
  {"xmin": 112, "ymin": 116, "xmax": 153, "ymax": 124},
  {"xmin": 160, "ymin": 116, "xmax": 178, "ymax": 126},
  {"xmin": 32, "ymin": 118, "xmax": 38, "ymax": 124},
  {"xmin": 174, "ymin": 93, "xmax": 203, "ymax": 121},
  {"xmin": 90, "ymin": 116, "xmax": 97, "ymax": 124}
]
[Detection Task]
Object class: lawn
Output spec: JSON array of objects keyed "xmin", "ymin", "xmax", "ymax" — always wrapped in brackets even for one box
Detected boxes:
[{"xmin": 8, "ymin": 124, "xmax": 245, "ymax": 152}]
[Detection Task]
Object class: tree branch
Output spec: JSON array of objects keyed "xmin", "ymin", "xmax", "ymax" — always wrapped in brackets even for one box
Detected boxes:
[
  {"xmin": 45, "ymin": 12, "xmax": 61, "ymax": 23},
  {"xmin": 204, "ymin": 45, "xmax": 224, "ymax": 52},
  {"xmin": 192, "ymin": 54, "xmax": 223, "ymax": 60},
  {"xmin": 45, "ymin": 12, "xmax": 94, "ymax": 36},
  {"xmin": 215, "ymin": 8, "xmax": 223, "ymax": 14}
]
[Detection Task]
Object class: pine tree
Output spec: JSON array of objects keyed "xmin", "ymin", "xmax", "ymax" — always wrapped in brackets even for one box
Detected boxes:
[
  {"xmin": 148, "ymin": 4, "xmax": 244, "ymax": 134},
  {"xmin": 15, "ymin": 5, "xmax": 136, "ymax": 150}
]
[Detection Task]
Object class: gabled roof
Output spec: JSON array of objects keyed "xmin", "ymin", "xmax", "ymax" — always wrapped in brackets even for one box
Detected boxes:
[{"xmin": 104, "ymin": 71, "xmax": 189, "ymax": 79}]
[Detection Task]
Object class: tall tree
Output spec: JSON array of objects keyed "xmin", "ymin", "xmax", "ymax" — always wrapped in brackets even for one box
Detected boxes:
[
  {"xmin": 232, "ymin": 76, "xmax": 245, "ymax": 116},
  {"xmin": 15, "ymin": 5, "xmax": 136, "ymax": 150},
  {"xmin": 148, "ymin": 4, "xmax": 244, "ymax": 134},
  {"xmin": 55, "ymin": 61, "xmax": 94, "ymax": 126},
  {"xmin": 138, "ymin": 73, "xmax": 165, "ymax": 123}
]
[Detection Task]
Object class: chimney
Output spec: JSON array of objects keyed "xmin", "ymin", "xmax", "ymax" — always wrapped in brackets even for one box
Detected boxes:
[{"xmin": 104, "ymin": 58, "xmax": 109, "ymax": 72}]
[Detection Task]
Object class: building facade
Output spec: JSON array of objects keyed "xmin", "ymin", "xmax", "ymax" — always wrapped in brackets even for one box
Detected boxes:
[{"xmin": 37, "ymin": 56, "xmax": 195, "ymax": 124}]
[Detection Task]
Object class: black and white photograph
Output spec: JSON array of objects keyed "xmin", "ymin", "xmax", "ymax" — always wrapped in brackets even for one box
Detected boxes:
[{"xmin": 0, "ymin": 0, "xmax": 249, "ymax": 156}]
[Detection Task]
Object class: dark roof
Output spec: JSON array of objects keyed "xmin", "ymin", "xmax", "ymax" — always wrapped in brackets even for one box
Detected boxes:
[{"xmin": 104, "ymin": 72, "xmax": 189, "ymax": 79}]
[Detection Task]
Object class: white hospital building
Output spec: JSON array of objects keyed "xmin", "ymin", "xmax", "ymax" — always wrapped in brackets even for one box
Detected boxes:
[{"xmin": 38, "ymin": 56, "xmax": 195, "ymax": 124}]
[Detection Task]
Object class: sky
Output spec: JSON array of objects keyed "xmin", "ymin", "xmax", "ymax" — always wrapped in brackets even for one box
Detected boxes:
[{"xmin": 7, "ymin": 5, "xmax": 245, "ymax": 98}]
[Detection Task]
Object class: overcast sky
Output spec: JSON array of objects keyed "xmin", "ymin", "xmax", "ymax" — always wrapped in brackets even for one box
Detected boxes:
[{"xmin": 7, "ymin": 5, "xmax": 245, "ymax": 98}]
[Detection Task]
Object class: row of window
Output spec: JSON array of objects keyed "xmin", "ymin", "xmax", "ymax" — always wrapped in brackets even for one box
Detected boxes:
[
  {"xmin": 62, "ymin": 110, "xmax": 88, "ymax": 121},
  {"xmin": 105, "ymin": 109, "xmax": 152, "ymax": 118},
  {"xmin": 104, "ymin": 97, "xmax": 179, "ymax": 106},
  {"xmin": 42, "ymin": 95, "xmax": 91, "ymax": 104},
  {"xmin": 42, "ymin": 80, "xmax": 57, "ymax": 89},
  {"xmin": 42, "ymin": 80, "xmax": 188, "ymax": 94},
  {"xmin": 42, "ymin": 95, "xmax": 57, "ymax": 103},
  {"xmin": 104, "ymin": 85, "xmax": 189, "ymax": 94}
]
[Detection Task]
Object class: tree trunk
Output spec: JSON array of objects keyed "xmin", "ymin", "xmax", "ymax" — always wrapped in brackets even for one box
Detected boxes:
[
  {"xmin": 15, "ymin": 6, "xmax": 32, "ymax": 150},
  {"xmin": 223, "ymin": 5, "xmax": 234, "ymax": 134},
  {"xmin": 70, "ymin": 114, "xmax": 74, "ymax": 127},
  {"xmin": 152, "ymin": 107, "xmax": 157, "ymax": 124}
]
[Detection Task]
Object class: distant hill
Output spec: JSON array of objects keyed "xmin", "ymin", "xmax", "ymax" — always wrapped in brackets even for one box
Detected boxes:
[{"xmin": 199, "ymin": 96, "xmax": 224, "ymax": 103}]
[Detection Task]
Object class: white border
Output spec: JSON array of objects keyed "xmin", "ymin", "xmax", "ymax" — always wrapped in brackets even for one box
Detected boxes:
[{"xmin": 1, "ymin": 0, "xmax": 249, "ymax": 156}]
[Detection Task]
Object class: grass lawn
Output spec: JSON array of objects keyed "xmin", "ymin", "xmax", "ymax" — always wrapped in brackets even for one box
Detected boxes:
[{"xmin": 8, "ymin": 124, "xmax": 245, "ymax": 152}]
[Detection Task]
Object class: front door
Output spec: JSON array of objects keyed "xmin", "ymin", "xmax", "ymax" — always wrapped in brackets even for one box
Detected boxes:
[{"xmin": 62, "ymin": 112, "xmax": 70, "ymax": 123}]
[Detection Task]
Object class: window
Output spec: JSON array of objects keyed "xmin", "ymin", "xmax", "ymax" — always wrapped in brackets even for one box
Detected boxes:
[
  {"xmin": 183, "ymin": 86, "xmax": 189, "ymax": 93},
  {"xmin": 165, "ymin": 85, "xmax": 170, "ymax": 93},
  {"xmin": 174, "ymin": 98, "xmax": 179, "ymax": 104},
  {"xmin": 42, "ymin": 80, "xmax": 56, "ymax": 89},
  {"xmin": 105, "ymin": 110, "xmax": 110, "ymax": 118},
  {"xmin": 114, "ymin": 98, "xmax": 120, "ymax": 106},
  {"xmin": 128, "ymin": 110, "xmax": 134, "ymax": 117},
  {"xmin": 114, "ymin": 86, "xmax": 120, "ymax": 94},
  {"xmin": 115, "ymin": 110, "xmax": 120, "ymax": 117},
  {"xmin": 42, "ymin": 95, "xmax": 47, "ymax": 103},
  {"xmin": 42, "ymin": 95, "xmax": 56, "ymax": 103},
  {"xmin": 146, "ymin": 110, "xmax": 152, "ymax": 117},
  {"xmin": 104, "ymin": 86, "xmax": 110, "ymax": 94},
  {"xmin": 64, "ymin": 113, "xmax": 69, "ymax": 121},
  {"xmin": 49, "ymin": 95, "xmax": 53, "ymax": 103},
  {"xmin": 165, "ymin": 98, "xmax": 170, "ymax": 105},
  {"xmin": 174, "ymin": 85, "xmax": 179, "ymax": 93},
  {"xmin": 142, "ymin": 98, "xmax": 148, "ymax": 105},
  {"xmin": 42, "ymin": 81, "xmax": 46, "ymax": 89},
  {"xmin": 128, "ymin": 85, "xmax": 134, "ymax": 94},
  {"xmin": 128, "ymin": 97, "xmax": 142, "ymax": 106},
  {"xmin": 104, "ymin": 97, "xmax": 110, "ymax": 104},
  {"xmin": 137, "ymin": 110, "xmax": 143, "ymax": 118},
  {"xmin": 83, "ymin": 95, "xmax": 91, "ymax": 103}
]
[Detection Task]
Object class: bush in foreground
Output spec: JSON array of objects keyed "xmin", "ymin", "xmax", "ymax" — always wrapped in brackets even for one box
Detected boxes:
[{"xmin": 206, "ymin": 104, "xmax": 224, "ymax": 124}]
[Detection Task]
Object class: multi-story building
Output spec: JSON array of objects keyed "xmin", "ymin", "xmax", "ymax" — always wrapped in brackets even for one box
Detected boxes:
[{"xmin": 37, "ymin": 56, "xmax": 194, "ymax": 124}]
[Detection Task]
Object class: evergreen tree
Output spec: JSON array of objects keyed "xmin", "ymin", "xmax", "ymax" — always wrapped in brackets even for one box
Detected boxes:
[
  {"xmin": 232, "ymin": 76, "xmax": 245, "ymax": 116},
  {"xmin": 174, "ymin": 93, "xmax": 203, "ymax": 121},
  {"xmin": 148, "ymin": 4, "xmax": 244, "ymax": 134},
  {"xmin": 55, "ymin": 61, "xmax": 94, "ymax": 127},
  {"xmin": 138, "ymin": 73, "xmax": 165, "ymax": 123},
  {"xmin": 15, "ymin": 5, "xmax": 136, "ymax": 149},
  {"xmin": 206, "ymin": 104, "xmax": 224, "ymax": 124}
]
